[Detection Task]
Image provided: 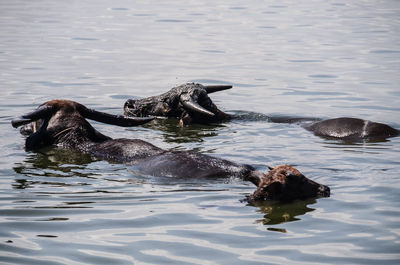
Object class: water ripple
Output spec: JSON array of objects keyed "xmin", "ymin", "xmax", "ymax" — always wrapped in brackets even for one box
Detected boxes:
[{"xmin": 1, "ymin": 0, "xmax": 400, "ymax": 264}]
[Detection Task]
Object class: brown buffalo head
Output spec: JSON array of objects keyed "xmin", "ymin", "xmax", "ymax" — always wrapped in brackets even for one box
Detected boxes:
[
  {"xmin": 12, "ymin": 100, "xmax": 153, "ymax": 150},
  {"xmin": 247, "ymin": 165, "xmax": 330, "ymax": 203}
]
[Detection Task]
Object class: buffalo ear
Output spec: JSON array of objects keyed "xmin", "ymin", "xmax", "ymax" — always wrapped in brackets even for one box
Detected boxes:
[
  {"xmin": 263, "ymin": 181, "xmax": 283, "ymax": 199},
  {"xmin": 265, "ymin": 181, "xmax": 282, "ymax": 191},
  {"xmin": 285, "ymin": 173, "xmax": 303, "ymax": 183}
]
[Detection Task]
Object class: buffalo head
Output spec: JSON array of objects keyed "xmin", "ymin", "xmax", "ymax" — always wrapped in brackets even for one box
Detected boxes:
[
  {"xmin": 247, "ymin": 165, "xmax": 330, "ymax": 203},
  {"xmin": 12, "ymin": 100, "xmax": 153, "ymax": 150}
]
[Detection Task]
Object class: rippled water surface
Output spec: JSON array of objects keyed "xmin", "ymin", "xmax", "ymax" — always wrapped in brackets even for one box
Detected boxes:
[{"xmin": 1, "ymin": 0, "xmax": 400, "ymax": 264}]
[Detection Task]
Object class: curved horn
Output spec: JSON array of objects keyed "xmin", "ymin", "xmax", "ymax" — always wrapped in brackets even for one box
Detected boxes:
[
  {"xmin": 11, "ymin": 104, "xmax": 54, "ymax": 128},
  {"xmin": 79, "ymin": 107, "xmax": 154, "ymax": 127},
  {"xmin": 180, "ymin": 96, "xmax": 215, "ymax": 117},
  {"xmin": 204, "ymin": 85, "xmax": 232, "ymax": 94}
]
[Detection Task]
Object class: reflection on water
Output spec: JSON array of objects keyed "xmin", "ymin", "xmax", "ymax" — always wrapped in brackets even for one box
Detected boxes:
[
  {"xmin": 13, "ymin": 148, "xmax": 96, "ymax": 190},
  {"xmin": 251, "ymin": 199, "xmax": 316, "ymax": 226},
  {"xmin": 142, "ymin": 117, "xmax": 224, "ymax": 144},
  {"xmin": 1, "ymin": 0, "xmax": 400, "ymax": 264},
  {"xmin": 11, "ymin": 145, "xmax": 317, "ymax": 232},
  {"xmin": 15, "ymin": 148, "xmax": 95, "ymax": 172}
]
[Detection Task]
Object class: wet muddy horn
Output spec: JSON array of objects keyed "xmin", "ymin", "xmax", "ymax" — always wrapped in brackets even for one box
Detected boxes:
[
  {"xmin": 11, "ymin": 104, "xmax": 54, "ymax": 128},
  {"xmin": 79, "ymin": 106, "xmax": 154, "ymax": 127},
  {"xmin": 180, "ymin": 96, "xmax": 215, "ymax": 117},
  {"xmin": 204, "ymin": 85, "xmax": 232, "ymax": 94}
]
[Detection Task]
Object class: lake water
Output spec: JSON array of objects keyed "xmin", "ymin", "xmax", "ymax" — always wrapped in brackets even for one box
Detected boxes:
[{"xmin": 1, "ymin": 0, "xmax": 400, "ymax": 264}]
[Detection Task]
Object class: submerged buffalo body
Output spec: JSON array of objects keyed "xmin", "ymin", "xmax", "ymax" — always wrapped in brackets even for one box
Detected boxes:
[
  {"xmin": 304, "ymin": 117, "xmax": 399, "ymax": 141},
  {"xmin": 12, "ymin": 100, "xmax": 329, "ymax": 202},
  {"xmin": 124, "ymin": 83, "xmax": 399, "ymax": 141}
]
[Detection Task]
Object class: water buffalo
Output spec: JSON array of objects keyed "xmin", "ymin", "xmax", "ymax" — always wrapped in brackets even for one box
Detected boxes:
[
  {"xmin": 124, "ymin": 83, "xmax": 232, "ymax": 126},
  {"xmin": 123, "ymin": 83, "xmax": 399, "ymax": 141},
  {"xmin": 12, "ymin": 100, "xmax": 329, "ymax": 202}
]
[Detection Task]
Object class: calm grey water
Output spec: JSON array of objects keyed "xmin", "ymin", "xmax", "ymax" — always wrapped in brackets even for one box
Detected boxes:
[{"xmin": 1, "ymin": 0, "xmax": 400, "ymax": 264}]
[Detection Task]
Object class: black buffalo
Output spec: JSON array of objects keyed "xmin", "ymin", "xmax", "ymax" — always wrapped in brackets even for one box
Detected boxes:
[
  {"xmin": 12, "ymin": 100, "xmax": 329, "ymax": 202},
  {"xmin": 123, "ymin": 83, "xmax": 399, "ymax": 141}
]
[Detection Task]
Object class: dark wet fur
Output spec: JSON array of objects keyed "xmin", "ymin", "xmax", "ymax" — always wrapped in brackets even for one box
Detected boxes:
[
  {"xmin": 13, "ymin": 100, "xmax": 329, "ymax": 202},
  {"xmin": 304, "ymin": 117, "xmax": 399, "ymax": 141},
  {"xmin": 124, "ymin": 83, "xmax": 399, "ymax": 141},
  {"xmin": 124, "ymin": 83, "xmax": 231, "ymax": 125},
  {"xmin": 246, "ymin": 165, "xmax": 330, "ymax": 203}
]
